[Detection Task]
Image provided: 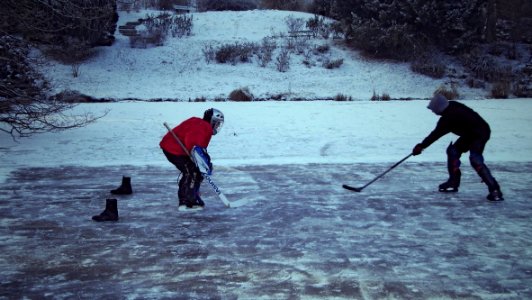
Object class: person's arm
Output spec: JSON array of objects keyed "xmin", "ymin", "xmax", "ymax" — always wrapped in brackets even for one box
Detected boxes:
[
  {"xmin": 413, "ymin": 118, "xmax": 449, "ymax": 155},
  {"xmin": 420, "ymin": 118, "xmax": 449, "ymax": 149}
]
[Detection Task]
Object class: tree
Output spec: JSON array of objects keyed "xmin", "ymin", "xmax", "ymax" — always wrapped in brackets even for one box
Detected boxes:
[
  {"xmin": 331, "ymin": 0, "xmax": 489, "ymax": 59},
  {"xmin": 0, "ymin": 35, "xmax": 106, "ymax": 140},
  {"xmin": 0, "ymin": 1, "xmax": 115, "ymax": 140},
  {"xmin": 1, "ymin": 0, "xmax": 118, "ymax": 47}
]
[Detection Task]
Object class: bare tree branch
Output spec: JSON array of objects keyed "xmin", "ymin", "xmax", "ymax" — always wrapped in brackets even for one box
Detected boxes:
[{"xmin": 0, "ymin": 34, "xmax": 108, "ymax": 141}]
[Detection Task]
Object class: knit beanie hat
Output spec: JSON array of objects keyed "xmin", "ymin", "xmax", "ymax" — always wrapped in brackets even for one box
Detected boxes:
[{"xmin": 427, "ymin": 94, "xmax": 449, "ymax": 114}]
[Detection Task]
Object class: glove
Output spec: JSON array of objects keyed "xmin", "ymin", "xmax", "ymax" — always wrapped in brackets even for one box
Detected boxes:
[
  {"xmin": 191, "ymin": 146, "xmax": 213, "ymax": 175},
  {"xmin": 412, "ymin": 143, "xmax": 424, "ymax": 156}
]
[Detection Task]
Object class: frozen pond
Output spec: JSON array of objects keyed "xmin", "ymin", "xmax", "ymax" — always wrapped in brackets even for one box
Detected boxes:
[{"xmin": 1, "ymin": 162, "xmax": 531, "ymax": 299}]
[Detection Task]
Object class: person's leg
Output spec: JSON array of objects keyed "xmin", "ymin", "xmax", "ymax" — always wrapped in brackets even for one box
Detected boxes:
[
  {"xmin": 469, "ymin": 139, "xmax": 504, "ymax": 201},
  {"xmin": 163, "ymin": 150, "xmax": 201, "ymax": 207},
  {"xmin": 439, "ymin": 141, "xmax": 464, "ymax": 192}
]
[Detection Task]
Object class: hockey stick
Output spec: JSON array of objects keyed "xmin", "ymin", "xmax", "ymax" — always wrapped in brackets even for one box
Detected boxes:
[
  {"xmin": 163, "ymin": 122, "xmax": 231, "ymax": 207},
  {"xmin": 342, "ymin": 153, "xmax": 413, "ymax": 192}
]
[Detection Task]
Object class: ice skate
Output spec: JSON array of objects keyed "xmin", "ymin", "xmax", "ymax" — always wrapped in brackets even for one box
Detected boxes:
[{"xmin": 487, "ymin": 189, "xmax": 504, "ymax": 201}]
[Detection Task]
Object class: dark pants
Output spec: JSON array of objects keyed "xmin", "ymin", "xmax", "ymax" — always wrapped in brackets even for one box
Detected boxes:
[
  {"xmin": 447, "ymin": 134, "xmax": 500, "ymax": 192},
  {"xmin": 162, "ymin": 150, "xmax": 203, "ymax": 205}
]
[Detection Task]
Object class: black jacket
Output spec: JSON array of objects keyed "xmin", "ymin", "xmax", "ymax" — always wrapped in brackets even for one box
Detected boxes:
[{"xmin": 420, "ymin": 101, "xmax": 491, "ymax": 148}]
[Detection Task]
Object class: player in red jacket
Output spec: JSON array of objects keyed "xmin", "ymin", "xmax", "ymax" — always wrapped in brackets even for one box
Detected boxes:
[{"xmin": 160, "ymin": 108, "xmax": 224, "ymax": 209}]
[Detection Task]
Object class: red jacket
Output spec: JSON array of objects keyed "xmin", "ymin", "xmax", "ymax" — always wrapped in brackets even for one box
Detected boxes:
[{"xmin": 160, "ymin": 117, "xmax": 213, "ymax": 156}]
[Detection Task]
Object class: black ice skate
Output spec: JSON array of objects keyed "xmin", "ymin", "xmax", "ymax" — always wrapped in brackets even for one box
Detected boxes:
[
  {"xmin": 438, "ymin": 182, "xmax": 459, "ymax": 193},
  {"xmin": 92, "ymin": 199, "xmax": 119, "ymax": 221},
  {"xmin": 110, "ymin": 176, "xmax": 132, "ymax": 195},
  {"xmin": 487, "ymin": 189, "xmax": 504, "ymax": 201},
  {"xmin": 438, "ymin": 170, "xmax": 461, "ymax": 193}
]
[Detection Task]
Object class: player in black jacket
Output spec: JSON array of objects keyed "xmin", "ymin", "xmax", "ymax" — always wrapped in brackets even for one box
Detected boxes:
[{"xmin": 412, "ymin": 94, "xmax": 504, "ymax": 201}]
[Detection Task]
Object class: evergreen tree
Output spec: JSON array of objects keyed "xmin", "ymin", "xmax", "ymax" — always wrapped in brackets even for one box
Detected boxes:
[{"xmin": 331, "ymin": 0, "xmax": 489, "ymax": 59}]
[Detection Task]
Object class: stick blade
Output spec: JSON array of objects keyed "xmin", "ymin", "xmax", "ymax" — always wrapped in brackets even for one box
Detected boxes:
[{"xmin": 342, "ymin": 184, "xmax": 362, "ymax": 192}]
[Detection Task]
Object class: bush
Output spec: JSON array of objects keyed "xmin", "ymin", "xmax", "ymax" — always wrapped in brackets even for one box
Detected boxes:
[
  {"xmin": 491, "ymin": 81, "xmax": 511, "ymax": 98},
  {"xmin": 315, "ymin": 44, "xmax": 330, "ymax": 54},
  {"xmin": 323, "ymin": 58, "xmax": 343, "ymax": 69},
  {"xmin": 434, "ymin": 84, "xmax": 459, "ymax": 100},
  {"xmin": 285, "ymin": 15, "xmax": 305, "ymax": 33},
  {"xmin": 198, "ymin": 0, "xmax": 257, "ymax": 11},
  {"xmin": 215, "ymin": 42, "xmax": 257, "ymax": 65},
  {"xmin": 257, "ymin": 37, "xmax": 277, "ymax": 67},
  {"xmin": 202, "ymin": 43, "xmax": 217, "ymax": 63},
  {"xmin": 334, "ymin": 93, "xmax": 352, "ymax": 101},
  {"xmin": 261, "ymin": 0, "xmax": 304, "ymax": 11},
  {"xmin": 462, "ymin": 50, "xmax": 513, "ymax": 83},
  {"xmin": 276, "ymin": 48, "xmax": 290, "ymax": 72},
  {"xmin": 229, "ymin": 87, "xmax": 254, "ymax": 101},
  {"xmin": 411, "ymin": 54, "xmax": 446, "ymax": 79},
  {"xmin": 306, "ymin": 15, "xmax": 330, "ymax": 39},
  {"xmin": 370, "ymin": 91, "xmax": 391, "ymax": 101},
  {"xmin": 350, "ymin": 20, "xmax": 417, "ymax": 60},
  {"xmin": 513, "ymin": 83, "xmax": 532, "ymax": 98},
  {"xmin": 170, "ymin": 14, "xmax": 193, "ymax": 38},
  {"xmin": 130, "ymin": 12, "xmax": 193, "ymax": 48}
]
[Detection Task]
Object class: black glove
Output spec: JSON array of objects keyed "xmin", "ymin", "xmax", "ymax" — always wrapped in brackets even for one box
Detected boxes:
[{"xmin": 412, "ymin": 143, "xmax": 424, "ymax": 156}]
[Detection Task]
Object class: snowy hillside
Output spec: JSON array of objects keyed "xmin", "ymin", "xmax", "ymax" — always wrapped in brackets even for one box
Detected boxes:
[{"xmin": 40, "ymin": 9, "xmax": 484, "ymax": 101}]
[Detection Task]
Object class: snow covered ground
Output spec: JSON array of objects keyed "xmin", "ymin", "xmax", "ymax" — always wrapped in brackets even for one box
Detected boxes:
[
  {"xmin": 1, "ymin": 9, "xmax": 532, "ymax": 299},
  {"xmin": 38, "ymin": 9, "xmax": 484, "ymax": 101}
]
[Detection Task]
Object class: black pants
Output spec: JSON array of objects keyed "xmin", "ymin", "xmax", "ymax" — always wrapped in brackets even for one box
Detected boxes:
[
  {"xmin": 451, "ymin": 134, "xmax": 489, "ymax": 170},
  {"xmin": 448, "ymin": 134, "xmax": 500, "ymax": 192},
  {"xmin": 162, "ymin": 150, "xmax": 203, "ymax": 204}
]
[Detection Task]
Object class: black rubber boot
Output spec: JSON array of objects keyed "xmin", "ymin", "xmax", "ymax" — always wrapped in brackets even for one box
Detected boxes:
[
  {"xmin": 110, "ymin": 176, "xmax": 132, "ymax": 195},
  {"xmin": 92, "ymin": 199, "xmax": 119, "ymax": 221}
]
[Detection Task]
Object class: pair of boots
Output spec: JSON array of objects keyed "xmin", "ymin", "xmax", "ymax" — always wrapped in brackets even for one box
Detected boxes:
[
  {"xmin": 439, "ymin": 166, "xmax": 504, "ymax": 201},
  {"xmin": 92, "ymin": 176, "xmax": 132, "ymax": 222}
]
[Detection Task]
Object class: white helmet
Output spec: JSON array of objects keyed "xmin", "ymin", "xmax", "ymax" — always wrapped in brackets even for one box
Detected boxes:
[{"xmin": 203, "ymin": 108, "xmax": 224, "ymax": 135}]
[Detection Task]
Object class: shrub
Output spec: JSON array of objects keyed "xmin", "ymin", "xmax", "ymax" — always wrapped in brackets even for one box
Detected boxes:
[
  {"xmin": 466, "ymin": 77, "xmax": 486, "ymax": 89},
  {"xmin": 411, "ymin": 55, "xmax": 446, "ymax": 79},
  {"xmin": 285, "ymin": 15, "xmax": 305, "ymax": 33},
  {"xmin": 130, "ymin": 12, "xmax": 193, "ymax": 48},
  {"xmin": 490, "ymin": 81, "xmax": 511, "ymax": 98},
  {"xmin": 334, "ymin": 93, "xmax": 352, "ymax": 101},
  {"xmin": 257, "ymin": 37, "xmax": 276, "ymax": 67},
  {"xmin": 462, "ymin": 50, "xmax": 513, "ymax": 83},
  {"xmin": 198, "ymin": 0, "xmax": 257, "ymax": 11},
  {"xmin": 261, "ymin": 0, "xmax": 304, "ymax": 11},
  {"xmin": 215, "ymin": 42, "xmax": 257, "ymax": 65},
  {"xmin": 202, "ymin": 43, "xmax": 217, "ymax": 64},
  {"xmin": 315, "ymin": 44, "xmax": 330, "ymax": 54},
  {"xmin": 170, "ymin": 14, "xmax": 193, "ymax": 38},
  {"xmin": 370, "ymin": 91, "xmax": 391, "ymax": 101},
  {"xmin": 306, "ymin": 15, "xmax": 331, "ymax": 39},
  {"xmin": 350, "ymin": 20, "xmax": 417, "ymax": 60},
  {"xmin": 434, "ymin": 84, "xmax": 459, "ymax": 100},
  {"xmin": 229, "ymin": 87, "xmax": 254, "ymax": 101},
  {"xmin": 323, "ymin": 58, "xmax": 343, "ymax": 69},
  {"xmin": 276, "ymin": 48, "xmax": 290, "ymax": 72},
  {"xmin": 193, "ymin": 96, "xmax": 207, "ymax": 102}
]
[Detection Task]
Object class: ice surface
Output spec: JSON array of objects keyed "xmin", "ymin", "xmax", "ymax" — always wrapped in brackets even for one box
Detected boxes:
[{"xmin": 0, "ymin": 163, "xmax": 531, "ymax": 298}]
